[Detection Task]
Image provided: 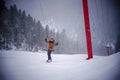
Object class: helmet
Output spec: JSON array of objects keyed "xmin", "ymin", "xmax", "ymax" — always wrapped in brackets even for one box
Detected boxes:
[{"xmin": 50, "ymin": 37, "xmax": 54, "ymax": 41}]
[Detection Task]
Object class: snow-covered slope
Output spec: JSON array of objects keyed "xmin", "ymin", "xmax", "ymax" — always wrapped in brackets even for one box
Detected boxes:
[{"xmin": 0, "ymin": 50, "xmax": 120, "ymax": 80}]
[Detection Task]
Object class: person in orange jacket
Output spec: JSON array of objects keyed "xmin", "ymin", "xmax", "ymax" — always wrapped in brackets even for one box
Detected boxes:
[{"xmin": 45, "ymin": 37, "xmax": 58, "ymax": 62}]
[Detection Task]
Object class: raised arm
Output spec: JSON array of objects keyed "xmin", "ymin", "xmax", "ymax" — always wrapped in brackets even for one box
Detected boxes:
[
  {"xmin": 55, "ymin": 42, "xmax": 58, "ymax": 46},
  {"xmin": 45, "ymin": 38, "xmax": 48, "ymax": 43}
]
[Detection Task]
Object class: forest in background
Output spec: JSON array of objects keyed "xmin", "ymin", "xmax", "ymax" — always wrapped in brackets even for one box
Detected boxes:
[
  {"xmin": 0, "ymin": 0, "xmax": 120, "ymax": 55},
  {"xmin": 0, "ymin": 0, "xmax": 81, "ymax": 54}
]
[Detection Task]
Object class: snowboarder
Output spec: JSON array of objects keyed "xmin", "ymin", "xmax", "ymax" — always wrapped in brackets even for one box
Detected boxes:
[{"xmin": 45, "ymin": 38, "xmax": 58, "ymax": 63}]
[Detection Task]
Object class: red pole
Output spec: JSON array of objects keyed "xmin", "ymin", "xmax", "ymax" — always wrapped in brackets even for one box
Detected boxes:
[{"xmin": 82, "ymin": 0, "xmax": 93, "ymax": 60}]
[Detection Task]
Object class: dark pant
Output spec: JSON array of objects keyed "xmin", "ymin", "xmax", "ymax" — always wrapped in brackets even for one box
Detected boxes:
[{"xmin": 47, "ymin": 50, "xmax": 52, "ymax": 60}]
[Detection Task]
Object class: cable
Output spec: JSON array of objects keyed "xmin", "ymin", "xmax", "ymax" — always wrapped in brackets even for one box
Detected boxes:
[{"xmin": 39, "ymin": 0, "xmax": 45, "ymax": 22}]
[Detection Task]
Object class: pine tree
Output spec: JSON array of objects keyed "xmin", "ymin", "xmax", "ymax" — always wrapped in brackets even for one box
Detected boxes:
[
  {"xmin": 115, "ymin": 34, "xmax": 120, "ymax": 52},
  {"xmin": 45, "ymin": 25, "xmax": 50, "ymax": 38},
  {"xmin": 0, "ymin": 0, "xmax": 9, "ymax": 49}
]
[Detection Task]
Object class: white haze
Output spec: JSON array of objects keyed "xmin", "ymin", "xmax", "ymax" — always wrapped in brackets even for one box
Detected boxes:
[{"xmin": 6, "ymin": 0, "xmax": 119, "ymax": 55}]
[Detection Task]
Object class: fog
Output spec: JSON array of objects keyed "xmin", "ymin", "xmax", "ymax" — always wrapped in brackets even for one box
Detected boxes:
[
  {"xmin": 2, "ymin": 0, "xmax": 120, "ymax": 55},
  {"xmin": 6, "ymin": 0, "xmax": 84, "ymax": 38}
]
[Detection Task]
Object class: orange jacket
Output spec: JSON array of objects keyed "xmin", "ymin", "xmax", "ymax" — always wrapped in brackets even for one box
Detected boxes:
[{"xmin": 45, "ymin": 39, "xmax": 58, "ymax": 51}]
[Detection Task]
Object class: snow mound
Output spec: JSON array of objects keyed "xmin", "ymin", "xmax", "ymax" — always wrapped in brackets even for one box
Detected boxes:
[{"xmin": 0, "ymin": 50, "xmax": 120, "ymax": 80}]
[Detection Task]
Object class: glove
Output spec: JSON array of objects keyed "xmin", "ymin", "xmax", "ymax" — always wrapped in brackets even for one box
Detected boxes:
[
  {"xmin": 45, "ymin": 38, "xmax": 47, "ymax": 42},
  {"xmin": 56, "ymin": 42, "xmax": 58, "ymax": 45}
]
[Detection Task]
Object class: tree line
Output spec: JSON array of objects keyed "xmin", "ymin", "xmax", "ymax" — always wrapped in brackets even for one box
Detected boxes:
[
  {"xmin": 0, "ymin": 1, "xmax": 53, "ymax": 51},
  {"xmin": 0, "ymin": 0, "xmax": 79, "ymax": 54},
  {"xmin": 1, "ymin": 0, "xmax": 90, "ymax": 54}
]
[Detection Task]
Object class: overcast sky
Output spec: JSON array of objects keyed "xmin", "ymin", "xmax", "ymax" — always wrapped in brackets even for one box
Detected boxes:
[{"xmin": 6, "ymin": 0, "xmax": 85, "ymax": 40}]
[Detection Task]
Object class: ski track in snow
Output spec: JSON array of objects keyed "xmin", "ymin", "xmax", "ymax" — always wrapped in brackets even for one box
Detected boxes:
[{"xmin": 0, "ymin": 50, "xmax": 120, "ymax": 80}]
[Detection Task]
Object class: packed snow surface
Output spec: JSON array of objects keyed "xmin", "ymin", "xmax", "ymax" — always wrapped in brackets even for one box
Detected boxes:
[{"xmin": 0, "ymin": 50, "xmax": 120, "ymax": 80}]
